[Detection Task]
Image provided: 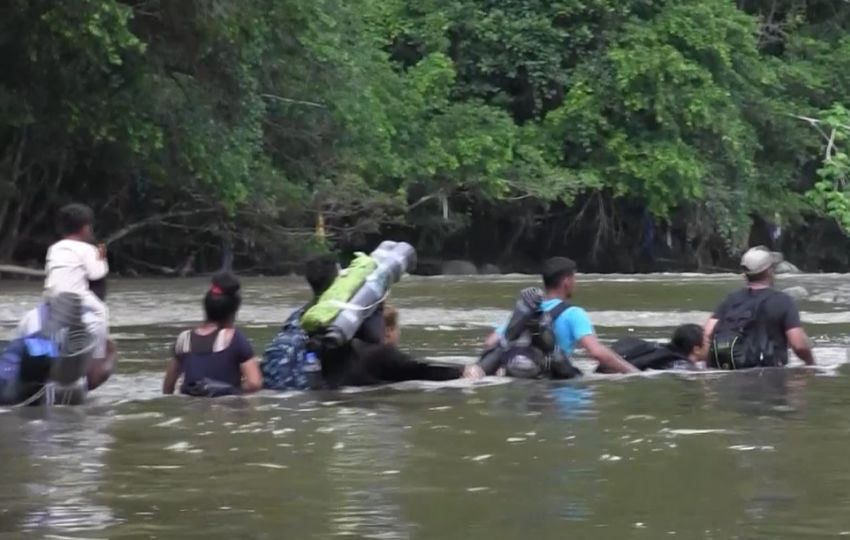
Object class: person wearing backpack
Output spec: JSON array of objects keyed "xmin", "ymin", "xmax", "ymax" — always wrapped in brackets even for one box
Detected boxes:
[
  {"xmin": 262, "ymin": 255, "xmax": 474, "ymax": 390},
  {"xmin": 470, "ymin": 257, "xmax": 637, "ymax": 378},
  {"xmin": 597, "ymin": 324, "xmax": 706, "ymax": 373},
  {"xmin": 7, "ymin": 276, "xmax": 117, "ymax": 399},
  {"xmin": 345, "ymin": 305, "xmax": 468, "ymax": 385},
  {"xmin": 704, "ymin": 246, "xmax": 814, "ymax": 369},
  {"xmin": 260, "ymin": 254, "xmax": 386, "ymax": 390},
  {"xmin": 162, "ymin": 273, "xmax": 262, "ymax": 397}
]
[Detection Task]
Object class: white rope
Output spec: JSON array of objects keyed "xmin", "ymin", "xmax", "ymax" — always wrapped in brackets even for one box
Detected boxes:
[
  {"xmin": 10, "ymin": 385, "xmax": 48, "ymax": 408},
  {"xmin": 10, "ymin": 380, "xmax": 86, "ymax": 408},
  {"xmin": 324, "ymin": 288, "xmax": 390, "ymax": 313}
]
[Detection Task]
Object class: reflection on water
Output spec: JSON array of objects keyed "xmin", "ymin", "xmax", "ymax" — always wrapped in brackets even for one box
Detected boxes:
[
  {"xmin": 327, "ymin": 408, "xmax": 413, "ymax": 539},
  {"xmin": 1, "ymin": 408, "xmax": 116, "ymax": 537},
  {"xmin": 1, "ymin": 275, "xmax": 850, "ymax": 539}
]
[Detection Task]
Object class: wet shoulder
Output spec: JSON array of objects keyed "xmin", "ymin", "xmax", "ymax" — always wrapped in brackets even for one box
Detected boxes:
[
  {"xmin": 226, "ymin": 327, "xmax": 255, "ymax": 358},
  {"xmin": 540, "ymin": 299, "xmax": 582, "ymax": 312},
  {"xmin": 214, "ymin": 327, "xmax": 249, "ymax": 352},
  {"xmin": 724, "ymin": 288, "xmax": 751, "ymax": 303},
  {"xmin": 541, "ymin": 300, "xmax": 589, "ymax": 325},
  {"xmin": 766, "ymin": 289, "xmax": 797, "ymax": 312}
]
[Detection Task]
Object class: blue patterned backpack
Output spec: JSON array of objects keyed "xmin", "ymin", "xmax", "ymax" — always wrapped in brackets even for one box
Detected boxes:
[{"xmin": 261, "ymin": 308, "xmax": 310, "ymax": 390}]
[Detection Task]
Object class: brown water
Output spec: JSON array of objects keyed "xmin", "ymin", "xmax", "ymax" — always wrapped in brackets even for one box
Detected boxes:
[{"xmin": 2, "ymin": 274, "xmax": 850, "ymax": 539}]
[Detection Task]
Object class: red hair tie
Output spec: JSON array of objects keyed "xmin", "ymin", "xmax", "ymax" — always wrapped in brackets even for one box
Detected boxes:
[{"xmin": 210, "ymin": 285, "xmax": 223, "ymax": 295}]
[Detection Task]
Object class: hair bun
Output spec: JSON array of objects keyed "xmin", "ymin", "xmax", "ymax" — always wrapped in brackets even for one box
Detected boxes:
[{"xmin": 211, "ymin": 272, "xmax": 241, "ymax": 295}]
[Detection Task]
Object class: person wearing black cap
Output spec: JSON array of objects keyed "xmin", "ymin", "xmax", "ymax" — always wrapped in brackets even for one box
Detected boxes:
[
  {"xmin": 704, "ymin": 246, "xmax": 814, "ymax": 369},
  {"xmin": 469, "ymin": 257, "xmax": 637, "ymax": 378}
]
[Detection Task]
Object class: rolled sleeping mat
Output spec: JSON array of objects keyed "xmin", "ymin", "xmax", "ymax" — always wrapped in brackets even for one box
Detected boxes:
[
  {"xmin": 322, "ymin": 241, "xmax": 417, "ymax": 347},
  {"xmin": 44, "ymin": 292, "xmax": 95, "ymax": 387},
  {"xmin": 502, "ymin": 287, "xmax": 543, "ymax": 343},
  {"xmin": 10, "ymin": 293, "xmax": 92, "ymax": 405},
  {"xmin": 39, "ymin": 381, "xmax": 88, "ymax": 406},
  {"xmin": 301, "ymin": 252, "xmax": 378, "ymax": 333}
]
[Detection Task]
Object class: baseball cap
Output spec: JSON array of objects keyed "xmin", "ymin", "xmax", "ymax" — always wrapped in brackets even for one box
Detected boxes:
[{"xmin": 740, "ymin": 246, "xmax": 782, "ymax": 275}]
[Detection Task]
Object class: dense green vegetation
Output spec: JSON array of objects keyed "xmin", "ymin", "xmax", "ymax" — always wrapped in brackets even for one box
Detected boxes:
[{"xmin": 1, "ymin": 0, "xmax": 849, "ymax": 273}]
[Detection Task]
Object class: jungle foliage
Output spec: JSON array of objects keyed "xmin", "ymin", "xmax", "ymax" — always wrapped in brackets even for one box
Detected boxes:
[{"xmin": 2, "ymin": 0, "xmax": 849, "ymax": 272}]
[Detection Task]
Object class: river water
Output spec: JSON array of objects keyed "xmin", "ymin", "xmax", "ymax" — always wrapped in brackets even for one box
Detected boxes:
[{"xmin": 2, "ymin": 273, "xmax": 850, "ymax": 539}]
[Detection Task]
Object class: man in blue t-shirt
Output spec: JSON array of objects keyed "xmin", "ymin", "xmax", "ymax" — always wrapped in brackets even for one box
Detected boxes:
[{"xmin": 471, "ymin": 257, "xmax": 637, "ymax": 377}]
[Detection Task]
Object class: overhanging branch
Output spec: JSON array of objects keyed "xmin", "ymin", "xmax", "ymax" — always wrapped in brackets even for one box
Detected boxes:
[{"xmin": 104, "ymin": 209, "xmax": 217, "ymax": 245}]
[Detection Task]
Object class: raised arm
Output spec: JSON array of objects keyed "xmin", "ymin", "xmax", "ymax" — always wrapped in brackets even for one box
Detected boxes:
[{"xmin": 83, "ymin": 243, "xmax": 109, "ymax": 281}]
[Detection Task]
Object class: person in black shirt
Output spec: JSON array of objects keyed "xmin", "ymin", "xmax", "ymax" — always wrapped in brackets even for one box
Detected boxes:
[
  {"xmin": 301, "ymin": 254, "xmax": 385, "ymax": 388},
  {"xmin": 303, "ymin": 255, "xmax": 470, "ymax": 387},
  {"xmin": 704, "ymin": 246, "xmax": 814, "ymax": 367},
  {"xmin": 599, "ymin": 323, "xmax": 706, "ymax": 373},
  {"xmin": 345, "ymin": 306, "xmax": 466, "ymax": 386}
]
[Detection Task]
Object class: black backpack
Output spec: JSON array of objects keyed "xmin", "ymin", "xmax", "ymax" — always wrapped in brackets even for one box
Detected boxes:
[
  {"xmin": 500, "ymin": 287, "xmax": 569, "ymax": 355},
  {"xmin": 606, "ymin": 337, "xmax": 687, "ymax": 372},
  {"xmin": 709, "ymin": 290, "xmax": 779, "ymax": 370},
  {"xmin": 477, "ymin": 298, "xmax": 578, "ymax": 378},
  {"xmin": 531, "ymin": 301, "xmax": 570, "ymax": 354}
]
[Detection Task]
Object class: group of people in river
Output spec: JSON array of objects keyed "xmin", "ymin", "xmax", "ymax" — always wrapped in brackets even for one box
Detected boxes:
[
  {"xmin": 155, "ymin": 232, "xmax": 817, "ymax": 396},
  {"xmin": 0, "ymin": 203, "xmax": 817, "ymax": 404}
]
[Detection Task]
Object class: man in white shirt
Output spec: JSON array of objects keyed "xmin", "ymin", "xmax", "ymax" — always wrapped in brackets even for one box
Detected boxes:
[{"xmin": 43, "ymin": 204, "xmax": 110, "ymax": 358}]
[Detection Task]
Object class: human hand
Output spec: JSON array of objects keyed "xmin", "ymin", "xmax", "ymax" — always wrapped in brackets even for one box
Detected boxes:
[
  {"xmin": 97, "ymin": 243, "xmax": 107, "ymax": 260},
  {"xmin": 463, "ymin": 364, "xmax": 485, "ymax": 380}
]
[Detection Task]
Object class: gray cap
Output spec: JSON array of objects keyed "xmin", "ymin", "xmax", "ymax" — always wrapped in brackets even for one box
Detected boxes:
[{"xmin": 740, "ymin": 246, "xmax": 782, "ymax": 275}]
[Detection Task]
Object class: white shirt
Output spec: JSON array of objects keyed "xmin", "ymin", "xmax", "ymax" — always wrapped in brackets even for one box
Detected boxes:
[{"xmin": 44, "ymin": 239, "xmax": 109, "ymax": 296}]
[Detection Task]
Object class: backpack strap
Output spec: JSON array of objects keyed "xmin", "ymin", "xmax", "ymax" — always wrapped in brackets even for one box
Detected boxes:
[
  {"xmin": 37, "ymin": 303, "xmax": 50, "ymax": 332},
  {"xmin": 187, "ymin": 327, "xmax": 225, "ymax": 354},
  {"xmin": 719, "ymin": 288, "xmax": 776, "ymax": 323},
  {"xmin": 749, "ymin": 289, "xmax": 779, "ymax": 362},
  {"xmin": 545, "ymin": 301, "xmax": 572, "ymax": 322},
  {"xmin": 175, "ymin": 330, "xmax": 193, "ymax": 355},
  {"xmin": 752, "ymin": 288, "xmax": 778, "ymax": 316},
  {"xmin": 212, "ymin": 328, "xmax": 230, "ymax": 353}
]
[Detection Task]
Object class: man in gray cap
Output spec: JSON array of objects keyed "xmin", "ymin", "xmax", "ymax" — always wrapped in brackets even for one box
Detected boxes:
[{"xmin": 703, "ymin": 246, "xmax": 814, "ymax": 369}]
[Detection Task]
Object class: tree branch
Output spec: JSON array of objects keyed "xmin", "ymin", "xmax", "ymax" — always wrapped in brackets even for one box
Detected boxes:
[
  {"xmin": 117, "ymin": 252, "xmax": 180, "ymax": 275},
  {"xmin": 104, "ymin": 209, "xmax": 217, "ymax": 245},
  {"xmin": 261, "ymin": 94, "xmax": 327, "ymax": 109},
  {"xmin": 826, "ymin": 127, "xmax": 837, "ymax": 161},
  {"xmin": 0, "ymin": 264, "xmax": 44, "ymax": 277}
]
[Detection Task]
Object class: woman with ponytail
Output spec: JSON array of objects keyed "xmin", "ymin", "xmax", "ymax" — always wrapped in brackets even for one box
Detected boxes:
[{"xmin": 162, "ymin": 273, "xmax": 262, "ymax": 397}]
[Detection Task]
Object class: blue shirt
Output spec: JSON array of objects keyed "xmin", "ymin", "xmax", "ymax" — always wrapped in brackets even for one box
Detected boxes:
[{"xmin": 495, "ymin": 299, "xmax": 594, "ymax": 356}]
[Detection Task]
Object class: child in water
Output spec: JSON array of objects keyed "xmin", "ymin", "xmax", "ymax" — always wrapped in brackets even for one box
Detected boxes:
[
  {"xmin": 44, "ymin": 203, "xmax": 110, "ymax": 359},
  {"xmin": 163, "ymin": 273, "xmax": 262, "ymax": 397}
]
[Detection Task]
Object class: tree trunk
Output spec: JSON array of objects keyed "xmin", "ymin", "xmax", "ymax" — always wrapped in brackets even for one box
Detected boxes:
[
  {"xmin": 219, "ymin": 230, "xmax": 233, "ymax": 273},
  {"xmin": 499, "ymin": 217, "xmax": 527, "ymax": 263},
  {"xmin": 0, "ymin": 200, "xmax": 9, "ymax": 235},
  {"xmin": 0, "ymin": 201, "xmax": 25, "ymax": 261}
]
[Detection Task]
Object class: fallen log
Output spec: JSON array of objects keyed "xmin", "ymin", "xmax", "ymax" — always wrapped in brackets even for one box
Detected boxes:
[{"xmin": 0, "ymin": 264, "xmax": 45, "ymax": 278}]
